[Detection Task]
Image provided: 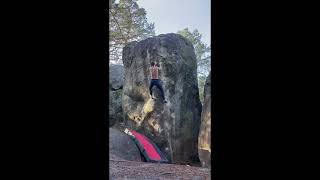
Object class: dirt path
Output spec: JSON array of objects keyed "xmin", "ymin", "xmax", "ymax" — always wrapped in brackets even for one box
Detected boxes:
[{"xmin": 109, "ymin": 160, "xmax": 211, "ymax": 180}]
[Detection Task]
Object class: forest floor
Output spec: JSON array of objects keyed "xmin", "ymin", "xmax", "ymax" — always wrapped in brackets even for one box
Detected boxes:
[{"xmin": 109, "ymin": 159, "xmax": 211, "ymax": 180}]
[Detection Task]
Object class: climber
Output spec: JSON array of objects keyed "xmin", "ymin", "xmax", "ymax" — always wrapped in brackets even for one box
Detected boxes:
[{"xmin": 149, "ymin": 62, "xmax": 167, "ymax": 103}]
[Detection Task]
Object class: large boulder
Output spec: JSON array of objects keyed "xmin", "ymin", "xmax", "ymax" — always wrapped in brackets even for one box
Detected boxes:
[
  {"xmin": 198, "ymin": 72, "xmax": 212, "ymax": 168},
  {"xmin": 109, "ymin": 64, "xmax": 124, "ymax": 127},
  {"xmin": 109, "ymin": 128, "xmax": 143, "ymax": 162},
  {"xmin": 122, "ymin": 33, "xmax": 202, "ymax": 164}
]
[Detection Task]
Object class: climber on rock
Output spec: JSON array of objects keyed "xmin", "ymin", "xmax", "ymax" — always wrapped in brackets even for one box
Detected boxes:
[{"xmin": 149, "ymin": 62, "xmax": 167, "ymax": 103}]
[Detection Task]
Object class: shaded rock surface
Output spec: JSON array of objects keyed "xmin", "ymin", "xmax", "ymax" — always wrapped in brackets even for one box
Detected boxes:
[
  {"xmin": 198, "ymin": 72, "xmax": 212, "ymax": 168},
  {"xmin": 109, "ymin": 128, "xmax": 143, "ymax": 162},
  {"xmin": 122, "ymin": 33, "xmax": 202, "ymax": 164},
  {"xmin": 109, "ymin": 64, "xmax": 124, "ymax": 127},
  {"xmin": 109, "ymin": 64, "xmax": 124, "ymax": 90}
]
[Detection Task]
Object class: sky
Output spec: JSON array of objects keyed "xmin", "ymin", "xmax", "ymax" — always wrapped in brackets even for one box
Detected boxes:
[{"xmin": 136, "ymin": 0, "xmax": 211, "ymax": 46}]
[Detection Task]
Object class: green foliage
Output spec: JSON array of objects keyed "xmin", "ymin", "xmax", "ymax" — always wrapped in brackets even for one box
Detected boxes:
[
  {"xmin": 177, "ymin": 28, "xmax": 211, "ymax": 77},
  {"xmin": 109, "ymin": 0, "xmax": 155, "ymax": 63},
  {"xmin": 198, "ymin": 75, "xmax": 207, "ymax": 104},
  {"xmin": 114, "ymin": 89, "xmax": 123, "ymax": 98}
]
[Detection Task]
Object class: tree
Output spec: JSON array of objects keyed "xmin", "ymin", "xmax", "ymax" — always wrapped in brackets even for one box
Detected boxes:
[
  {"xmin": 109, "ymin": 0, "xmax": 155, "ymax": 64},
  {"xmin": 197, "ymin": 75, "xmax": 207, "ymax": 103},
  {"xmin": 177, "ymin": 28, "xmax": 211, "ymax": 77},
  {"xmin": 177, "ymin": 28, "xmax": 211, "ymax": 104}
]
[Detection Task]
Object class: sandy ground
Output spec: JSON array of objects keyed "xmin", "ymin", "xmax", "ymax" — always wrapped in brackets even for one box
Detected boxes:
[{"xmin": 109, "ymin": 159, "xmax": 211, "ymax": 180}]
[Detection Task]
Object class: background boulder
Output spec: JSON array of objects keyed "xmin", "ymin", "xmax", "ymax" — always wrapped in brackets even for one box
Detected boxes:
[
  {"xmin": 198, "ymin": 72, "xmax": 212, "ymax": 168},
  {"xmin": 109, "ymin": 64, "xmax": 124, "ymax": 127},
  {"xmin": 109, "ymin": 128, "xmax": 143, "ymax": 162}
]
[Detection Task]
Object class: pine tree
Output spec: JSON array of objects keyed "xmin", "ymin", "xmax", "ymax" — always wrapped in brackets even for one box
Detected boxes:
[
  {"xmin": 109, "ymin": 0, "xmax": 155, "ymax": 64},
  {"xmin": 177, "ymin": 28, "xmax": 211, "ymax": 77},
  {"xmin": 178, "ymin": 28, "xmax": 211, "ymax": 104}
]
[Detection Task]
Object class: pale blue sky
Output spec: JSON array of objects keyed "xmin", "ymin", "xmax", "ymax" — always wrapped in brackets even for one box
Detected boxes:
[{"xmin": 137, "ymin": 0, "xmax": 211, "ymax": 46}]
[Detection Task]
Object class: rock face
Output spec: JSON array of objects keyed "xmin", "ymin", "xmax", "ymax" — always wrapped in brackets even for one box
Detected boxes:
[
  {"xmin": 109, "ymin": 64, "xmax": 124, "ymax": 127},
  {"xmin": 122, "ymin": 33, "xmax": 202, "ymax": 164},
  {"xmin": 109, "ymin": 128, "xmax": 143, "ymax": 162},
  {"xmin": 198, "ymin": 72, "xmax": 212, "ymax": 168}
]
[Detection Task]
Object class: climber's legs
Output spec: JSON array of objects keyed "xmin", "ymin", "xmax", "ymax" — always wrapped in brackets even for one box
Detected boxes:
[
  {"xmin": 149, "ymin": 79, "xmax": 167, "ymax": 103},
  {"xmin": 154, "ymin": 80, "xmax": 166, "ymax": 102},
  {"xmin": 149, "ymin": 79, "xmax": 156, "ymax": 98}
]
